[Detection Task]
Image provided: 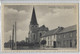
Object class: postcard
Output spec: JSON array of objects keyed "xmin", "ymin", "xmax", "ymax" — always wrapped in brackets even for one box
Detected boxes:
[{"xmin": 1, "ymin": 3, "xmax": 79, "ymax": 52}]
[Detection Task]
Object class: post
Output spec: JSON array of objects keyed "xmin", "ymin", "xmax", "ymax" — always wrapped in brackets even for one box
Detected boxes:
[
  {"xmin": 14, "ymin": 22, "xmax": 17, "ymax": 49},
  {"xmin": 12, "ymin": 25, "xmax": 14, "ymax": 50}
]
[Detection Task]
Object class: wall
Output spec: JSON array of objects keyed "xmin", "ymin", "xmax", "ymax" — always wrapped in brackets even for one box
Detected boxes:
[{"xmin": 56, "ymin": 30, "xmax": 77, "ymax": 48}]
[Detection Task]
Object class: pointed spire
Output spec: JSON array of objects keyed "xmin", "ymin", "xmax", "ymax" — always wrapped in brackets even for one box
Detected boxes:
[{"xmin": 30, "ymin": 7, "xmax": 38, "ymax": 25}]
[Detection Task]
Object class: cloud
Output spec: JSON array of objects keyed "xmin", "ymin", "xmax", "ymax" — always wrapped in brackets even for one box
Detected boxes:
[
  {"xmin": 37, "ymin": 8, "xmax": 77, "ymax": 30},
  {"xmin": 35, "ymin": 5, "xmax": 76, "ymax": 19},
  {"xmin": 4, "ymin": 7, "xmax": 32, "ymax": 32},
  {"xmin": 5, "ymin": 5, "xmax": 32, "ymax": 11}
]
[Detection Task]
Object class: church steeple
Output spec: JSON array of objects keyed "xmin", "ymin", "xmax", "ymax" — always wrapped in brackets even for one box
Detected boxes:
[{"xmin": 30, "ymin": 7, "xmax": 38, "ymax": 25}]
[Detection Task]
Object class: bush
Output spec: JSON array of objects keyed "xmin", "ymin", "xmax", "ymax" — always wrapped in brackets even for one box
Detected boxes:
[{"xmin": 41, "ymin": 40, "xmax": 46, "ymax": 46}]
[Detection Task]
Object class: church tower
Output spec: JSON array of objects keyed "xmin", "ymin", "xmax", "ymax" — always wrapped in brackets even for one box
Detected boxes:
[{"xmin": 28, "ymin": 7, "xmax": 39, "ymax": 43}]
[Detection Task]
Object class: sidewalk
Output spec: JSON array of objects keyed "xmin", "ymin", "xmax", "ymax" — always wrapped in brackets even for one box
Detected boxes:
[{"xmin": 40, "ymin": 47, "xmax": 77, "ymax": 50}]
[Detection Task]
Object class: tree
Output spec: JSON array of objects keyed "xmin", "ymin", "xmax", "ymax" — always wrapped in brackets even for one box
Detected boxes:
[
  {"xmin": 41, "ymin": 40, "xmax": 46, "ymax": 49},
  {"xmin": 35, "ymin": 42, "xmax": 40, "ymax": 47},
  {"xmin": 28, "ymin": 43, "xmax": 34, "ymax": 48}
]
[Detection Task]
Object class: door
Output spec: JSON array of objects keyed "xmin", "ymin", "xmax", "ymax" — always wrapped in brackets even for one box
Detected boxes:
[
  {"xmin": 53, "ymin": 41, "xmax": 56, "ymax": 48},
  {"xmin": 70, "ymin": 40, "xmax": 72, "ymax": 47}
]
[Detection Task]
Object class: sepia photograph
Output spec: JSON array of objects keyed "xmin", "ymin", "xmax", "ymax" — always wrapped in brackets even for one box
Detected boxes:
[{"xmin": 2, "ymin": 3, "xmax": 79, "ymax": 52}]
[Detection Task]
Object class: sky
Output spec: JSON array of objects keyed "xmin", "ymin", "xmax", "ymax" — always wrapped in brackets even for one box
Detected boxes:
[{"xmin": 3, "ymin": 4, "xmax": 78, "ymax": 42}]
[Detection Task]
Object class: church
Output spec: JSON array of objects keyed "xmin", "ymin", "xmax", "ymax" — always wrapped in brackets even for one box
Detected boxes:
[{"xmin": 28, "ymin": 7, "xmax": 49, "ymax": 45}]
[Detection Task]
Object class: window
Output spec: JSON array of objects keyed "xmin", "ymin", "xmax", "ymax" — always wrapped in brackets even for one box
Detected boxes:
[
  {"xmin": 58, "ymin": 41, "xmax": 60, "ymax": 47},
  {"xmin": 63, "ymin": 35, "xmax": 65, "ymax": 38},
  {"xmin": 54, "ymin": 35, "xmax": 55, "ymax": 38},
  {"xmin": 48, "ymin": 41, "xmax": 49, "ymax": 46},
  {"xmin": 50, "ymin": 36, "xmax": 52, "ymax": 41},
  {"xmin": 33, "ymin": 34, "xmax": 36, "ymax": 39},
  {"xmin": 44, "ymin": 37, "xmax": 46, "ymax": 40},
  {"xmin": 32, "ymin": 25, "xmax": 34, "ymax": 27},
  {"xmin": 63, "ymin": 41, "xmax": 65, "ymax": 47},
  {"xmin": 40, "ymin": 33, "xmax": 42, "ymax": 37},
  {"xmin": 48, "ymin": 36, "xmax": 49, "ymax": 40},
  {"xmin": 70, "ymin": 33, "xmax": 72, "ymax": 38},
  {"xmin": 50, "ymin": 41, "xmax": 52, "ymax": 46},
  {"xmin": 75, "ymin": 40, "xmax": 77, "ymax": 47},
  {"xmin": 70, "ymin": 40, "xmax": 72, "ymax": 47},
  {"xmin": 59, "ymin": 35, "xmax": 60, "ymax": 39}
]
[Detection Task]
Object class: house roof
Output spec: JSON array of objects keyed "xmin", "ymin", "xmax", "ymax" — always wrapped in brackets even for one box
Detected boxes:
[
  {"xmin": 41, "ymin": 25, "xmax": 77, "ymax": 37},
  {"xmin": 42, "ymin": 27, "xmax": 63, "ymax": 37},
  {"xmin": 58, "ymin": 25, "xmax": 76, "ymax": 34}
]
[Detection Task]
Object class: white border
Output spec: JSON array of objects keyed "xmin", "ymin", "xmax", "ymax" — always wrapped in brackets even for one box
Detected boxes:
[{"xmin": 0, "ymin": 0, "xmax": 80, "ymax": 54}]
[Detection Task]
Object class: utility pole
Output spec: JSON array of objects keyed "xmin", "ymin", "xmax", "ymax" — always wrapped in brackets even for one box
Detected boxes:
[
  {"xmin": 12, "ymin": 25, "xmax": 14, "ymax": 50},
  {"xmin": 14, "ymin": 22, "xmax": 17, "ymax": 49}
]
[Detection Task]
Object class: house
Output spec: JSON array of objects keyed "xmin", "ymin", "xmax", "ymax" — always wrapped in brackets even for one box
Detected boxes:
[
  {"xmin": 56, "ymin": 25, "xmax": 77, "ymax": 48},
  {"xmin": 41, "ymin": 27, "xmax": 63, "ymax": 48}
]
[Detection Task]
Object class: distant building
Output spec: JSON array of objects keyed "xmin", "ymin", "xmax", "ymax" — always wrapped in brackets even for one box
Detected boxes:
[
  {"xmin": 4, "ymin": 40, "xmax": 14, "ymax": 48},
  {"xmin": 28, "ymin": 7, "xmax": 48, "ymax": 45},
  {"xmin": 56, "ymin": 25, "xmax": 77, "ymax": 48}
]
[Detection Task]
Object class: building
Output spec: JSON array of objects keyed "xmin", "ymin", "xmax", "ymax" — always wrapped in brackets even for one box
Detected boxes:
[
  {"xmin": 28, "ymin": 7, "xmax": 49, "ymax": 45},
  {"xmin": 41, "ymin": 27, "xmax": 63, "ymax": 48},
  {"xmin": 56, "ymin": 25, "xmax": 77, "ymax": 48},
  {"xmin": 41, "ymin": 25, "xmax": 77, "ymax": 48}
]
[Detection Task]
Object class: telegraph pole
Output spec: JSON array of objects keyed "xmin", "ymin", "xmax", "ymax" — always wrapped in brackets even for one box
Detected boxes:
[
  {"xmin": 12, "ymin": 25, "xmax": 14, "ymax": 50},
  {"xmin": 14, "ymin": 22, "xmax": 17, "ymax": 49}
]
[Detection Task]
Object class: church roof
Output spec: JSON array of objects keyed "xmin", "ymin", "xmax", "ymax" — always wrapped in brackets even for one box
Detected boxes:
[
  {"xmin": 58, "ymin": 25, "xmax": 76, "ymax": 34},
  {"xmin": 39, "ymin": 25, "xmax": 49, "ymax": 31},
  {"xmin": 30, "ymin": 7, "xmax": 38, "ymax": 25}
]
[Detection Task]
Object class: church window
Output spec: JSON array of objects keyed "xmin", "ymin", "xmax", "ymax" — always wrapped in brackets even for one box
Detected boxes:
[
  {"xmin": 33, "ymin": 34, "xmax": 36, "ymax": 39},
  {"xmin": 32, "ymin": 25, "xmax": 33, "ymax": 27},
  {"xmin": 40, "ymin": 33, "xmax": 42, "ymax": 37}
]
